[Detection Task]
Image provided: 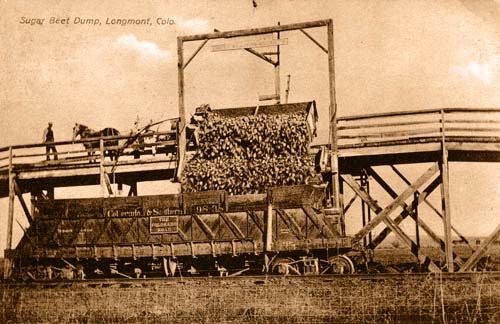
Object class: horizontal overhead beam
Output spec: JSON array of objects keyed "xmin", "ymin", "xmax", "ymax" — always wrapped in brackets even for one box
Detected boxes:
[{"xmin": 179, "ymin": 19, "xmax": 331, "ymax": 42}]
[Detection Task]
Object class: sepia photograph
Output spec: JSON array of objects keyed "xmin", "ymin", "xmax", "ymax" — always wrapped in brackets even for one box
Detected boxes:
[{"xmin": 1, "ymin": 0, "xmax": 500, "ymax": 322}]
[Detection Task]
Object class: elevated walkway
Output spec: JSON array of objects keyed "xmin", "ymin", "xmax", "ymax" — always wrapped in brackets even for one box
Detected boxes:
[
  {"xmin": 336, "ymin": 108, "xmax": 500, "ymax": 172},
  {"xmin": 1, "ymin": 108, "xmax": 499, "ymax": 198}
]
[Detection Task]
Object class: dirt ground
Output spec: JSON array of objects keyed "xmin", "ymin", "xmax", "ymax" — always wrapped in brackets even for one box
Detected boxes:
[{"xmin": 1, "ymin": 274, "xmax": 500, "ymax": 323}]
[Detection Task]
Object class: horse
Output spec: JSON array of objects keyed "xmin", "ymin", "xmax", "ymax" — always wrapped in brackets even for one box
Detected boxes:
[{"xmin": 72, "ymin": 123, "xmax": 120, "ymax": 162}]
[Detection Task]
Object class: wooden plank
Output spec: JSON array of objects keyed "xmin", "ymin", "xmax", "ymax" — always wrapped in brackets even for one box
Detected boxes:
[
  {"xmin": 338, "ymin": 108, "xmax": 441, "ymax": 122},
  {"xmin": 299, "ymin": 29, "xmax": 327, "ymax": 53},
  {"xmin": 247, "ymin": 211, "xmax": 264, "ymax": 234},
  {"xmin": 259, "ymin": 93, "xmax": 280, "ymax": 101},
  {"xmin": 441, "ymin": 109, "xmax": 454, "ymax": 272},
  {"xmin": 245, "ymin": 47, "xmax": 277, "ymax": 66},
  {"xmin": 177, "ymin": 36, "xmax": 186, "ymax": 179},
  {"xmin": 103, "ymin": 172, "xmax": 114, "ymax": 196},
  {"xmin": 338, "ymin": 120, "xmax": 438, "ymax": 131},
  {"xmin": 391, "ymin": 165, "xmax": 473, "ymax": 248},
  {"xmin": 302, "ymin": 206, "xmax": 335, "ymax": 238},
  {"xmin": 276, "ymin": 209, "xmax": 304, "ymax": 240},
  {"xmin": 367, "ymin": 168, "xmax": 464, "ymax": 266},
  {"xmin": 459, "ymin": 222, "xmax": 500, "ymax": 272},
  {"xmin": 192, "ymin": 214, "xmax": 216, "ymax": 240},
  {"xmin": 180, "ymin": 19, "xmax": 330, "ymax": 42},
  {"xmin": 382, "ymin": 216, "xmax": 441, "ymax": 272},
  {"xmin": 219, "ymin": 213, "xmax": 245, "ymax": 239},
  {"xmin": 6, "ymin": 147, "xmax": 14, "ymax": 250},
  {"xmin": 265, "ymin": 204, "xmax": 273, "ymax": 251},
  {"xmin": 343, "ymin": 172, "xmax": 441, "ymax": 272},
  {"xmin": 327, "ymin": 20, "xmax": 340, "ymax": 211},
  {"xmin": 212, "ymin": 38, "xmax": 288, "ymax": 52},
  {"xmin": 13, "ymin": 180, "xmax": 33, "ymax": 224},
  {"xmin": 368, "ymin": 175, "xmax": 441, "ymax": 249},
  {"xmin": 346, "ymin": 163, "xmax": 439, "ymax": 242},
  {"xmin": 338, "ymin": 127, "xmax": 440, "ymax": 140},
  {"xmin": 183, "ymin": 39, "xmax": 209, "ymax": 69}
]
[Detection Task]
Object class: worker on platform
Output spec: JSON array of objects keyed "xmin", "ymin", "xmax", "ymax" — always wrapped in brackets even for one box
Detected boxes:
[{"xmin": 42, "ymin": 122, "xmax": 58, "ymax": 161}]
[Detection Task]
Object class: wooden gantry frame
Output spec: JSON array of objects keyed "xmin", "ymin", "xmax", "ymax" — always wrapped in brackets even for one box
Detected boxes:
[{"xmin": 176, "ymin": 19, "xmax": 342, "ymax": 214}]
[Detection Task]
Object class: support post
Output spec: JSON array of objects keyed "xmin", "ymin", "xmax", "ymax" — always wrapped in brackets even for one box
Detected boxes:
[
  {"xmin": 128, "ymin": 182, "xmax": 137, "ymax": 196},
  {"xmin": 440, "ymin": 109, "xmax": 454, "ymax": 272},
  {"xmin": 265, "ymin": 203, "xmax": 273, "ymax": 252},
  {"xmin": 177, "ymin": 37, "xmax": 186, "ymax": 180},
  {"xmin": 327, "ymin": 19, "xmax": 340, "ymax": 212},
  {"xmin": 275, "ymin": 22, "xmax": 281, "ymax": 104},
  {"xmin": 6, "ymin": 146, "xmax": 15, "ymax": 250},
  {"xmin": 14, "ymin": 181, "xmax": 33, "ymax": 224},
  {"xmin": 413, "ymin": 192, "xmax": 420, "ymax": 265},
  {"xmin": 338, "ymin": 176, "xmax": 346, "ymax": 236},
  {"xmin": 99, "ymin": 138, "xmax": 106, "ymax": 197}
]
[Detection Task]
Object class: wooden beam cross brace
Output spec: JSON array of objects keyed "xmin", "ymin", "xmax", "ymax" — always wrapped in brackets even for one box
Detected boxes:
[
  {"xmin": 276, "ymin": 209, "xmax": 304, "ymax": 240},
  {"xmin": 299, "ymin": 29, "xmax": 328, "ymax": 54},
  {"xmin": 343, "ymin": 170, "xmax": 441, "ymax": 272},
  {"xmin": 193, "ymin": 214, "xmax": 216, "ymax": 240},
  {"xmin": 183, "ymin": 39, "xmax": 209, "ymax": 69},
  {"xmin": 247, "ymin": 211, "xmax": 264, "ymax": 234},
  {"xmin": 391, "ymin": 165, "xmax": 472, "ymax": 249},
  {"xmin": 459, "ymin": 222, "xmax": 500, "ymax": 272},
  {"xmin": 302, "ymin": 206, "xmax": 335, "ymax": 238},
  {"xmin": 347, "ymin": 163, "xmax": 439, "ymax": 241},
  {"xmin": 220, "ymin": 213, "xmax": 245, "ymax": 239},
  {"xmin": 367, "ymin": 167, "xmax": 465, "ymax": 266},
  {"xmin": 13, "ymin": 180, "xmax": 33, "ymax": 223}
]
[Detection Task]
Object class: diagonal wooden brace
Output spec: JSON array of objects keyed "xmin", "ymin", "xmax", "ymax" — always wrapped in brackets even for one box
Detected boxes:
[
  {"xmin": 303, "ymin": 206, "xmax": 335, "ymax": 238},
  {"xmin": 381, "ymin": 216, "xmax": 441, "ymax": 272},
  {"xmin": 276, "ymin": 209, "xmax": 304, "ymax": 240},
  {"xmin": 343, "ymin": 171, "xmax": 441, "ymax": 272},
  {"xmin": 345, "ymin": 163, "xmax": 439, "ymax": 242},
  {"xmin": 367, "ymin": 174, "xmax": 440, "ymax": 249},
  {"xmin": 220, "ymin": 213, "xmax": 245, "ymax": 239},
  {"xmin": 459, "ymin": 222, "xmax": 500, "ymax": 272},
  {"xmin": 193, "ymin": 214, "xmax": 216, "ymax": 240},
  {"xmin": 368, "ymin": 167, "xmax": 464, "ymax": 266},
  {"xmin": 248, "ymin": 211, "xmax": 265, "ymax": 234},
  {"xmin": 13, "ymin": 179, "xmax": 33, "ymax": 224},
  {"xmin": 391, "ymin": 165, "xmax": 472, "ymax": 249}
]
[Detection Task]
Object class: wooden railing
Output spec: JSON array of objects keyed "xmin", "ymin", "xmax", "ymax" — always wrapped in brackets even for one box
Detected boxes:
[
  {"xmin": 2, "ymin": 108, "xmax": 500, "ymax": 173},
  {"xmin": 337, "ymin": 108, "xmax": 500, "ymax": 148},
  {"xmin": 0, "ymin": 130, "xmax": 179, "ymax": 172}
]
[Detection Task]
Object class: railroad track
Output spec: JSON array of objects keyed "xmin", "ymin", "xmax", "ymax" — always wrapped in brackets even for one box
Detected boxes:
[{"xmin": 3, "ymin": 271, "xmax": 500, "ymax": 289}]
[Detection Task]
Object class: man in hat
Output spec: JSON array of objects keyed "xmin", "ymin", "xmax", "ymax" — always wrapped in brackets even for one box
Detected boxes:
[{"xmin": 43, "ymin": 122, "xmax": 58, "ymax": 161}]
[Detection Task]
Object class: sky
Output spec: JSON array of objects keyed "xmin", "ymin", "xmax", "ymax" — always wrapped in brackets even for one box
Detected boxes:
[{"xmin": 0, "ymin": 0, "xmax": 499, "ymax": 252}]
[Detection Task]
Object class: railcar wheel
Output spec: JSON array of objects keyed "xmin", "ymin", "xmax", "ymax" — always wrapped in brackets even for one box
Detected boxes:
[
  {"xmin": 321, "ymin": 255, "xmax": 355, "ymax": 274},
  {"xmin": 271, "ymin": 257, "xmax": 300, "ymax": 276}
]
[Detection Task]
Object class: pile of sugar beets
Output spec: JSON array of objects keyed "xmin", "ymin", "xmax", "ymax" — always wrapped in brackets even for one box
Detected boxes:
[{"xmin": 181, "ymin": 104, "xmax": 316, "ymax": 195}]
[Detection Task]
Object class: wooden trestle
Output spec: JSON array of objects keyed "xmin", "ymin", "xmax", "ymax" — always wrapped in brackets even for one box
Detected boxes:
[{"xmin": 337, "ymin": 108, "xmax": 500, "ymax": 273}]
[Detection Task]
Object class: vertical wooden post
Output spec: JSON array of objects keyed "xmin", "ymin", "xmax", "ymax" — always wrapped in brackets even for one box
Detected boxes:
[
  {"xmin": 338, "ymin": 176, "xmax": 346, "ymax": 236},
  {"xmin": 265, "ymin": 203, "xmax": 273, "ymax": 252},
  {"xmin": 361, "ymin": 174, "xmax": 367, "ymax": 247},
  {"xmin": 413, "ymin": 192, "xmax": 420, "ymax": 265},
  {"xmin": 177, "ymin": 37, "xmax": 186, "ymax": 180},
  {"xmin": 366, "ymin": 176, "xmax": 372, "ymax": 245},
  {"xmin": 275, "ymin": 22, "xmax": 281, "ymax": 104},
  {"xmin": 128, "ymin": 182, "xmax": 138, "ymax": 196},
  {"xmin": 99, "ymin": 138, "xmax": 106, "ymax": 197},
  {"xmin": 440, "ymin": 110, "xmax": 453, "ymax": 272},
  {"xmin": 327, "ymin": 19, "xmax": 340, "ymax": 212},
  {"xmin": 6, "ymin": 146, "xmax": 15, "ymax": 251}
]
